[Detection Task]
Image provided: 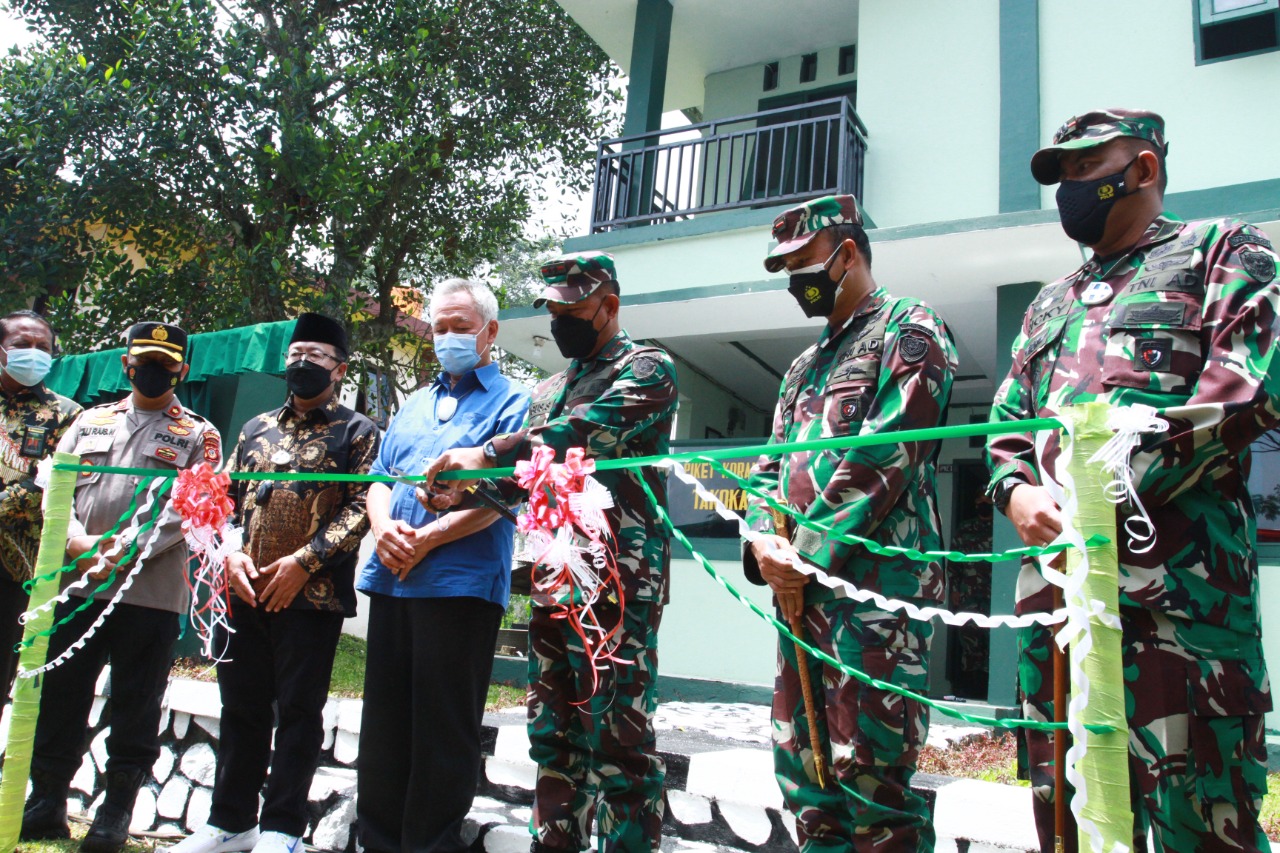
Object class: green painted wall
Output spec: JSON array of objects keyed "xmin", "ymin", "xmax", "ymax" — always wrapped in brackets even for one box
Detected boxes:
[{"xmin": 1037, "ymin": 0, "xmax": 1280, "ymax": 208}]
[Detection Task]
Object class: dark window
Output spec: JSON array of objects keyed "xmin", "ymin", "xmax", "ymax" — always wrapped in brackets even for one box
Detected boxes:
[
  {"xmin": 839, "ymin": 44, "xmax": 857, "ymax": 76},
  {"xmin": 763, "ymin": 61, "xmax": 779, "ymax": 91},
  {"xmin": 1195, "ymin": 0, "xmax": 1280, "ymax": 62},
  {"xmin": 800, "ymin": 53, "xmax": 818, "ymax": 83}
]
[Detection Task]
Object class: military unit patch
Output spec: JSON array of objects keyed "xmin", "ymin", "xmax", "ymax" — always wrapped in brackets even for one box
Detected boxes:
[
  {"xmin": 203, "ymin": 433, "xmax": 221, "ymax": 464},
  {"xmin": 632, "ymin": 356, "xmax": 659, "ymax": 379},
  {"xmin": 1241, "ymin": 251, "xmax": 1276, "ymax": 284},
  {"xmin": 1228, "ymin": 232, "xmax": 1273, "ymax": 250},
  {"xmin": 168, "ymin": 424, "xmax": 191, "ymax": 436},
  {"xmin": 1135, "ymin": 338, "xmax": 1171, "ymax": 371},
  {"xmin": 899, "ymin": 335, "xmax": 929, "ymax": 364},
  {"xmin": 838, "ymin": 394, "xmax": 867, "ymax": 422},
  {"xmin": 155, "ymin": 447, "xmax": 178, "ymax": 462}
]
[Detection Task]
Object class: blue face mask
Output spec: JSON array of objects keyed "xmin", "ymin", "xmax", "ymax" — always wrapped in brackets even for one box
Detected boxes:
[
  {"xmin": 3, "ymin": 347, "xmax": 52, "ymax": 387},
  {"xmin": 435, "ymin": 332, "xmax": 488, "ymax": 376}
]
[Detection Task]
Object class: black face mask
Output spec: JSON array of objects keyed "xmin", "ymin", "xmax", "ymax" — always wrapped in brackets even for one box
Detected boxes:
[
  {"xmin": 286, "ymin": 361, "xmax": 334, "ymax": 399},
  {"xmin": 128, "ymin": 362, "xmax": 181, "ymax": 399},
  {"xmin": 1055, "ymin": 155, "xmax": 1140, "ymax": 246},
  {"xmin": 550, "ymin": 303, "xmax": 604, "ymax": 360},
  {"xmin": 786, "ymin": 246, "xmax": 843, "ymax": 318}
]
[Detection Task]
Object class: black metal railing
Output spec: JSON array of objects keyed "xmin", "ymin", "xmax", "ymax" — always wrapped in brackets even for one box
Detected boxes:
[{"xmin": 589, "ymin": 97, "xmax": 868, "ymax": 233}]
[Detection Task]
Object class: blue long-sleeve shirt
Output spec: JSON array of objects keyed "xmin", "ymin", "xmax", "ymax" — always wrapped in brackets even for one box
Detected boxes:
[{"xmin": 356, "ymin": 362, "xmax": 530, "ymax": 605}]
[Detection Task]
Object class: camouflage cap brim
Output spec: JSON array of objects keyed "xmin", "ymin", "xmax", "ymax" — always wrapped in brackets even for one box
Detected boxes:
[
  {"xmin": 1031, "ymin": 134, "xmax": 1125, "ymax": 185},
  {"xmin": 533, "ymin": 283, "xmax": 595, "ymax": 308},
  {"xmin": 764, "ymin": 232, "xmax": 823, "ymax": 273}
]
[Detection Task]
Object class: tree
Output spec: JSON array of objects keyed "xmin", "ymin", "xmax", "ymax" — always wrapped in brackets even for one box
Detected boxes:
[{"xmin": 1, "ymin": 0, "xmax": 619, "ymax": 391}]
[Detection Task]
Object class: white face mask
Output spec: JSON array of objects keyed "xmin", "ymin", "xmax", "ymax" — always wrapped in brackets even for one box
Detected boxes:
[{"xmin": 2, "ymin": 347, "xmax": 53, "ymax": 387}]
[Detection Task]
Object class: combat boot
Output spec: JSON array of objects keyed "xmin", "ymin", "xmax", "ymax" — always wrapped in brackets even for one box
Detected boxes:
[
  {"xmin": 530, "ymin": 843, "xmax": 576, "ymax": 852},
  {"xmin": 20, "ymin": 767, "xmax": 70, "ymax": 840},
  {"xmin": 80, "ymin": 767, "xmax": 144, "ymax": 853}
]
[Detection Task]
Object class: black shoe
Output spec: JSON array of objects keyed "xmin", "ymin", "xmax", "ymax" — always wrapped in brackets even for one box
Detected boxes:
[
  {"xmin": 80, "ymin": 802, "xmax": 132, "ymax": 853},
  {"xmin": 20, "ymin": 794, "xmax": 69, "ymax": 840},
  {"xmin": 530, "ymin": 843, "xmax": 576, "ymax": 853}
]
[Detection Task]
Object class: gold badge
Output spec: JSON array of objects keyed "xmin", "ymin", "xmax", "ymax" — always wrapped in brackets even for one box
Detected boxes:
[{"xmin": 152, "ymin": 326, "xmax": 169, "ymax": 341}]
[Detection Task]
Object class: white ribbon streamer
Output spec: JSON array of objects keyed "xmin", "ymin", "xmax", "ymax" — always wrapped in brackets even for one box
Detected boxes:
[
  {"xmin": 663, "ymin": 460, "xmax": 1070, "ymax": 630},
  {"xmin": 1087, "ymin": 403, "xmax": 1168, "ymax": 555}
]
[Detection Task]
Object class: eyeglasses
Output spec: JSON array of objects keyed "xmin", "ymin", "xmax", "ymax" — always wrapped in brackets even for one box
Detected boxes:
[{"xmin": 287, "ymin": 349, "xmax": 342, "ymax": 365}]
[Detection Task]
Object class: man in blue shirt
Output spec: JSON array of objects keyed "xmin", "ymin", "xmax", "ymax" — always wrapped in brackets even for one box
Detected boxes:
[{"xmin": 356, "ymin": 278, "xmax": 529, "ymax": 853}]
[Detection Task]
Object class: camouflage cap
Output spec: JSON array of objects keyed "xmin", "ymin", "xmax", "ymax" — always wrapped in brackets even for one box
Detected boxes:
[
  {"xmin": 1031, "ymin": 108, "xmax": 1167, "ymax": 185},
  {"xmin": 534, "ymin": 251, "xmax": 618, "ymax": 307},
  {"xmin": 763, "ymin": 194, "xmax": 864, "ymax": 272}
]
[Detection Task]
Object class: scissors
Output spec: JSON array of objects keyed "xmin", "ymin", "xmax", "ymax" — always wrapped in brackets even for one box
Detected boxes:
[{"xmin": 389, "ymin": 467, "xmax": 519, "ymax": 524}]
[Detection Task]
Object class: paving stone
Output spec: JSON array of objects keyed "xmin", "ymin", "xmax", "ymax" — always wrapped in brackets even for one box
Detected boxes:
[
  {"xmin": 131, "ymin": 786, "xmax": 157, "ymax": 833},
  {"xmin": 321, "ymin": 698, "xmax": 340, "ymax": 751},
  {"xmin": 90, "ymin": 729, "xmax": 109, "ymax": 772},
  {"xmin": 312, "ymin": 796, "xmax": 356, "ymax": 851},
  {"xmin": 333, "ymin": 730, "xmax": 359, "ymax": 765},
  {"xmin": 71, "ymin": 753, "xmax": 98, "ymax": 795},
  {"xmin": 194, "ymin": 714, "xmax": 220, "ymax": 740},
  {"xmin": 180, "ymin": 742, "xmax": 217, "ymax": 786},
  {"xmin": 185, "ymin": 786, "xmax": 212, "ymax": 832},
  {"xmin": 717, "ymin": 801, "xmax": 772, "ymax": 847},
  {"xmin": 309, "ymin": 767, "xmax": 357, "ymax": 802},
  {"xmin": 157, "ymin": 777, "xmax": 191, "ymax": 820},
  {"xmin": 666, "ymin": 790, "xmax": 712, "ymax": 826},
  {"xmin": 483, "ymin": 824, "xmax": 534, "ymax": 853},
  {"xmin": 89, "ymin": 696, "xmax": 107, "ymax": 728},
  {"xmin": 153, "ymin": 746, "xmax": 176, "ymax": 784},
  {"xmin": 173, "ymin": 711, "xmax": 191, "ymax": 740}
]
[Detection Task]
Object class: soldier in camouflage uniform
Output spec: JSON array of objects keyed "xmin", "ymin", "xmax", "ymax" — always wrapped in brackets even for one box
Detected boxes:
[
  {"xmin": 424, "ymin": 252, "xmax": 679, "ymax": 853},
  {"xmin": 743, "ymin": 195, "xmax": 957, "ymax": 851},
  {"xmin": 986, "ymin": 109, "xmax": 1280, "ymax": 853}
]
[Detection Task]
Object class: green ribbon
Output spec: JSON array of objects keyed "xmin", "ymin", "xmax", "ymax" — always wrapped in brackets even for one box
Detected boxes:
[
  {"xmin": 24, "ymin": 478, "xmax": 153, "ymax": 591},
  {"xmin": 701, "ymin": 456, "xmax": 1109, "ymax": 562},
  {"xmin": 638, "ymin": 476, "xmax": 1113, "ymax": 734}
]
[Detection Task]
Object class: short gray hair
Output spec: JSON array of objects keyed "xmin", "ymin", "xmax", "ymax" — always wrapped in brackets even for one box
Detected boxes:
[{"xmin": 429, "ymin": 278, "xmax": 499, "ymax": 326}]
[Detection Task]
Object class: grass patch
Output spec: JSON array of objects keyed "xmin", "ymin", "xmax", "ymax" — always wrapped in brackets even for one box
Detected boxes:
[
  {"xmin": 917, "ymin": 731, "xmax": 1027, "ymax": 787},
  {"xmin": 1263, "ymin": 773, "xmax": 1280, "ymax": 841},
  {"xmin": 486, "ymin": 682, "xmax": 526, "ymax": 712},
  {"xmin": 17, "ymin": 821, "xmax": 160, "ymax": 852}
]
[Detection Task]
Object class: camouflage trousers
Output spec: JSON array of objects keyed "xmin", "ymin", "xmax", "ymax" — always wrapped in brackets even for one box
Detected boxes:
[
  {"xmin": 1019, "ymin": 607, "xmax": 1270, "ymax": 853},
  {"xmin": 527, "ymin": 599, "xmax": 665, "ymax": 852},
  {"xmin": 774, "ymin": 598, "xmax": 934, "ymax": 852}
]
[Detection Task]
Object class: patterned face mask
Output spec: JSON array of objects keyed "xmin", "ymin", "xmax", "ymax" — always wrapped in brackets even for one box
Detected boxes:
[{"xmin": 785, "ymin": 245, "xmax": 843, "ymax": 318}]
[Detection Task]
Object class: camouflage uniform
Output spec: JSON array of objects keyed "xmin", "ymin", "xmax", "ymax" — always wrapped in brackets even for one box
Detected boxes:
[
  {"xmin": 486, "ymin": 252, "xmax": 678, "ymax": 852},
  {"xmin": 744, "ymin": 196, "xmax": 957, "ymax": 852},
  {"xmin": 987, "ymin": 109, "xmax": 1280, "ymax": 853}
]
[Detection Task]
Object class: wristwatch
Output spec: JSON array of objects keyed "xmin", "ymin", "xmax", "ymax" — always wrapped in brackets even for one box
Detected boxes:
[
  {"xmin": 482, "ymin": 439, "xmax": 499, "ymax": 463},
  {"xmin": 992, "ymin": 477, "xmax": 1024, "ymax": 514}
]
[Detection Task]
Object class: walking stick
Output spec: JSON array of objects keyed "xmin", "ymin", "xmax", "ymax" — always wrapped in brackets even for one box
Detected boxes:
[
  {"xmin": 1053, "ymin": 582, "xmax": 1068, "ymax": 853},
  {"xmin": 769, "ymin": 508, "xmax": 829, "ymax": 790}
]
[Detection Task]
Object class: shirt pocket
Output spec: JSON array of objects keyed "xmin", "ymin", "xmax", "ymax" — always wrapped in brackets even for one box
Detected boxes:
[
  {"xmin": 1020, "ymin": 317, "xmax": 1068, "ymax": 391},
  {"xmin": 822, "ymin": 380, "xmax": 875, "ymax": 438},
  {"xmin": 71, "ymin": 435, "xmax": 109, "ymax": 487},
  {"xmin": 1102, "ymin": 299, "xmax": 1203, "ymax": 396},
  {"xmin": 141, "ymin": 427, "xmax": 196, "ymax": 468},
  {"xmin": 1187, "ymin": 658, "xmax": 1271, "ymax": 804}
]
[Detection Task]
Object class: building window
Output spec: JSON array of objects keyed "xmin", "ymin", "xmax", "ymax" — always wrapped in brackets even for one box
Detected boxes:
[
  {"xmin": 1195, "ymin": 0, "xmax": 1280, "ymax": 62},
  {"xmin": 763, "ymin": 61, "xmax": 779, "ymax": 91},
  {"xmin": 799, "ymin": 53, "xmax": 818, "ymax": 83},
  {"xmin": 839, "ymin": 44, "xmax": 857, "ymax": 76}
]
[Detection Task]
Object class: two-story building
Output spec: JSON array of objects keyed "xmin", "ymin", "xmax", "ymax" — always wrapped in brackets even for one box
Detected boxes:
[{"xmin": 493, "ymin": 0, "xmax": 1280, "ymax": 723}]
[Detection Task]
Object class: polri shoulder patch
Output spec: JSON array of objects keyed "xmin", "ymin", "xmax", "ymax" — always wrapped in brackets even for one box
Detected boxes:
[
  {"xmin": 632, "ymin": 355, "xmax": 660, "ymax": 379},
  {"xmin": 899, "ymin": 334, "xmax": 929, "ymax": 364},
  {"xmin": 1241, "ymin": 251, "xmax": 1276, "ymax": 284}
]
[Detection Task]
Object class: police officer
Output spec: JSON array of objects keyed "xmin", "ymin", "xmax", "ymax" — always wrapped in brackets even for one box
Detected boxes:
[
  {"xmin": 987, "ymin": 109, "xmax": 1280, "ymax": 852},
  {"xmin": 0, "ymin": 310, "xmax": 81, "ymax": 695},
  {"xmin": 744, "ymin": 194, "xmax": 957, "ymax": 851},
  {"xmin": 22, "ymin": 321, "xmax": 221, "ymax": 853},
  {"xmin": 423, "ymin": 253, "xmax": 679, "ymax": 853}
]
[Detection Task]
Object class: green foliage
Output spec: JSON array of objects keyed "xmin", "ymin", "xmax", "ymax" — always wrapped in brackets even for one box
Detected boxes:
[
  {"xmin": 327, "ymin": 630, "xmax": 368, "ymax": 697},
  {"xmin": 1, "ymin": 0, "xmax": 620, "ymax": 390}
]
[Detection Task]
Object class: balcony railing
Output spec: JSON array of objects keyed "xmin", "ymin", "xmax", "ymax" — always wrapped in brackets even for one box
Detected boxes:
[{"xmin": 589, "ymin": 96, "xmax": 868, "ymax": 233}]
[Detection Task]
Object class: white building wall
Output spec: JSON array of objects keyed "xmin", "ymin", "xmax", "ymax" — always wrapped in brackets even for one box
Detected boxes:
[{"xmin": 1038, "ymin": 0, "xmax": 1280, "ymax": 207}]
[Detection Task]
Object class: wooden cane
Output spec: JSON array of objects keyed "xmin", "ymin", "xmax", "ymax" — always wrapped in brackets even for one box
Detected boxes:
[
  {"xmin": 1053, "ymin": 582, "xmax": 1068, "ymax": 853},
  {"xmin": 768, "ymin": 508, "xmax": 829, "ymax": 790}
]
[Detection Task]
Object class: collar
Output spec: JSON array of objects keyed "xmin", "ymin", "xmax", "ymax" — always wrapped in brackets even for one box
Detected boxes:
[
  {"xmin": 0, "ymin": 381, "xmax": 54, "ymax": 406},
  {"xmin": 819, "ymin": 287, "xmax": 887, "ymax": 348},
  {"xmin": 119, "ymin": 397, "xmax": 186, "ymax": 419},
  {"xmin": 578, "ymin": 330, "xmax": 631, "ymax": 367},
  {"xmin": 282, "ymin": 393, "xmax": 341, "ymax": 424},
  {"xmin": 434, "ymin": 361, "xmax": 500, "ymax": 394},
  {"xmin": 1079, "ymin": 213, "xmax": 1183, "ymax": 278}
]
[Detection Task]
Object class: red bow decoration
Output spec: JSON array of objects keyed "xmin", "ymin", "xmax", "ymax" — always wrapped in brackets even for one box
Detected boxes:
[{"xmin": 172, "ymin": 462, "xmax": 240, "ymax": 661}]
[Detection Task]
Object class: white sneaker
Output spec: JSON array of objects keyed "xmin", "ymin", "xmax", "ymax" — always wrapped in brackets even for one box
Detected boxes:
[
  {"xmin": 168, "ymin": 825, "xmax": 260, "ymax": 853},
  {"xmin": 251, "ymin": 831, "xmax": 303, "ymax": 853}
]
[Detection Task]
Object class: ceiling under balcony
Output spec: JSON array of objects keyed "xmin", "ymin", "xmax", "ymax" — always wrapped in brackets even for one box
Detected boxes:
[{"xmin": 554, "ymin": 0, "xmax": 859, "ymax": 112}]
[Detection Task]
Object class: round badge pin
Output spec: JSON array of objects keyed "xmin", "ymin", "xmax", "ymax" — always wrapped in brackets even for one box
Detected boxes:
[
  {"xmin": 1080, "ymin": 281, "xmax": 1114, "ymax": 306},
  {"xmin": 271, "ymin": 450, "xmax": 294, "ymax": 466},
  {"xmin": 436, "ymin": 396, "xmax": 458, "ymax": 422}
]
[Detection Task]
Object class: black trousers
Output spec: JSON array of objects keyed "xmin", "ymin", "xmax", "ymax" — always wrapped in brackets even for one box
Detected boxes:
[
  {"xmin": 0, "ymin": 573, "xmax": 31, "ymax": 698},
  {"xmin": 32, "ymin": 599, "xmax": 179, "ymax": 783},
  {"xmin": 209, "ymin": 606, "xmax": 344, "ymax": 837},
  {"xmin": 356, "ymin": 594, "xmax": 503, "ymax": 853}
]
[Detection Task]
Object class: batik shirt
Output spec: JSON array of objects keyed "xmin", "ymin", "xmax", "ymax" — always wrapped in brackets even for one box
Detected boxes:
[
  {"xmin": 231, "ymin": 395, "xmax": 379, "ymax": 617},
  {"xmin": 986, "ymin": 214, "xmax": 1280, "ymax": 632},
  {"xmin": 489, "ymin": 330, "xmax": 679, "ymax": 606},
  {"xmin": 0, "ymin": 383, "xmax": 81, "ymax": 582},
  {"xmin": 744, "ymin": 288, "xmax": 957, "ymax": 604}
]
